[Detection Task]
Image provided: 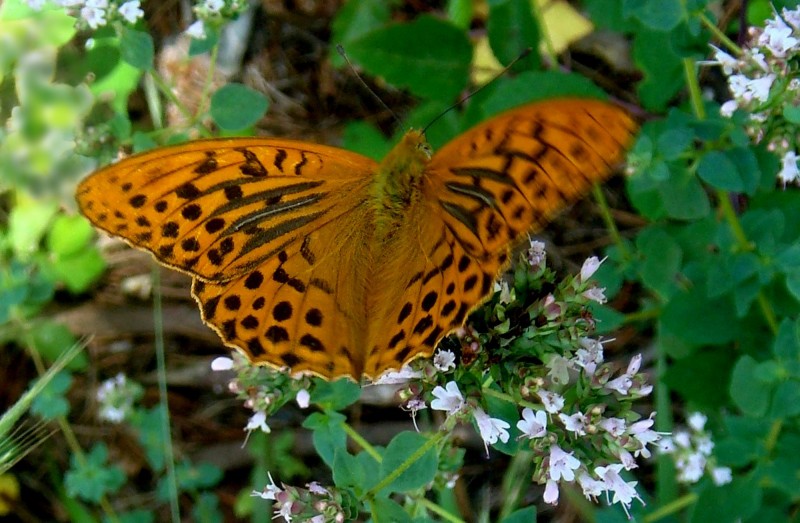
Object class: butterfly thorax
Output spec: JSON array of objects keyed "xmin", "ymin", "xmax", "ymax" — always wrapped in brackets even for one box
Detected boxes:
[{"xmin": 371, "ymin": 130, "xmax": 432, "ymax": 234}]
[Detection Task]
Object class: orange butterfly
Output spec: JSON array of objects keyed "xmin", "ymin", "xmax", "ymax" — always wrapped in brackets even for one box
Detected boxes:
[{"xmin": 77, "ymin": 98, "xmax": 636, "ymax": 380}]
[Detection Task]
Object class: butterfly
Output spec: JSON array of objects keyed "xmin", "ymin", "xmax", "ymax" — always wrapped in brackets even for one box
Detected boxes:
[{"xmin": 76, "ymin": 97, "xmax": 637, "ymax": 381}]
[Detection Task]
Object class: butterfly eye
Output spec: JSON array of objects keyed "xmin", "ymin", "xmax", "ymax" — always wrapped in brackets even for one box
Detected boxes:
[{"xmin": 417, "ymin": 142, "xmax": 432, "ymax": 158}]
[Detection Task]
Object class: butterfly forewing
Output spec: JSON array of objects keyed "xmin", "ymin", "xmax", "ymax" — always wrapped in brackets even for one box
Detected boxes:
[{"xmin": 365, "ymin": 99, "xmax": 637, "ymax": 377}]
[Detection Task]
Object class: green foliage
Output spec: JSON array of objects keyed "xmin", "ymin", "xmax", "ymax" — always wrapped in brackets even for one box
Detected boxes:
[
  {"xmin": 210, "ymin": 83, "xmax": 269, "ymax": 131},
  {"xmin": 64, "ymin": 443, "xmax": 126, "ymax": 503}
]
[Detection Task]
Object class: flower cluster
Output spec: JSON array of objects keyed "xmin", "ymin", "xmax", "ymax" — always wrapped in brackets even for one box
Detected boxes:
[
  {"xmin": 211, "ymin": 353, "xmax": 312, "ymax": 440},
  {"xmin": 252, "ymin": 473, "xmax": 348, "ymax": 523},
  {"xmin": 95, "ymin": 373, "xmax": 143, "ymax": 424},
  {"xmin": 185, "ymin": 0, "xmax": 249, "ymax": 40},
  {"xmin": 710, "ymin": 7, "xmax": 800, "ymax": 185},
  {"xmin": 26, "ymin": 0, "xmax": 144, "ymax": 29},
  {"xmin": 658, "ymin": 412, "xmax": 732, "ymax": 486}
]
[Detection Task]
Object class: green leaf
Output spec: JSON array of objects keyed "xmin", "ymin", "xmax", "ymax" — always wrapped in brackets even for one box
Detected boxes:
[
  {"xmin": 47, "ymin": 215, "xmax": 94, "ymax": 257},
  {"xmin": 8, "ymin": 200, "xmax": 58, "ymax": 259},
  {"xmin": 210, "ymin": 83, "xmax": 269, "ymax": 131},
  {"xmin": 772, "ymin": 318, "xmax": 800, "ymax": 360},
  {"xmin": 487, "ymin": 0, "xmax": 540, "ymax": 70},
  {"xmin": 65, "ymin": 443, "xmax": 126, "ymax": 503},
  {"xmin": 697, "ymin": 151, "xmax": 744, "ymax": 191},
  {"xmin": 119, "ymin": 27, "xmax": 154, "ymax": 70},
  {"xmin": 661, "ymin": 348, "xmax": 734, "ymax": 407},
  {"xmin": 49, "ymin": 246, "xmax": 107, "ymax": 294},
  {"xmin": 632, "ymin": 29, "xmax": 685, "ymax": 111},
  {"xmin": 30, "ymin": 321, "xmax": 84, "ymax": 368},
  {"xmin": 730, "ymin": 355, "xmax": 772, "ymax": 416},
  {"xmin": 312, "ymin": 378, "xmax": 361, "ymax": 411},
  {"xmin": 658, "ymin": 165, "xmax": 710, "ymax": 220},
  {"xmin": 303, "ymin": 412, "xmax": 347, "ymax": 468},
  {"xmin": 370, "ymin": 496, "xmax": 412, "ymax": 523},
  {"xmin": 348, "ymin": 15, "xmax": 472, "ymax": 102},
  {"xmin": 342, "ymin": 121, "xmax": 392, "ymax": 161},
  {"xmin": 379, "ymin": 431, "xmax": 438, "ymax": 492},
  {"xmin": 636, "ymin": 227, "xmax": 683, "ymax": 298},
  {"xmin": 656, "ymin": 126, "xmax": 693, "ymax": 160},
  {"xmin": 192, "ymin": 492, "xmax": 223, "ymax": 523},
  {"xmin": 30, "ymin": 370, "xmax": 72, "ymax": 420},
  {"xmin": 501, "ymin": 506, "xmax": 537, "ymax": 523},
  {"xmin": 330, "ymin": 0, "xmax": 392, "ymax": 66},
  {"xmin": 661, "ymin": 283, "xmax": 738, "ymax": 345},
  {"xmin": 690, "ymin": 475, "xmax": 762, "ymax": 523},
  {"xmin": 332, "ymin": 449, "xmax": 366, "ymax": 490},
  {"xmin": 132, "ymin": 406, "xmax": 168, "ymax": 471},
  {"xmin": 623, "ymin": 0, "xmax": 684, "ymax": 31},
  {"xmin": 783, "ymin": 104, "xmax": 800, "ymax": 124},
  {"xmin": 771, "ymin": 380, "xmax": 800, "ymax": 417}
]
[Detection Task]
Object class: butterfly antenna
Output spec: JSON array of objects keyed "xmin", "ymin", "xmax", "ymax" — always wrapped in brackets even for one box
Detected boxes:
[
  {"xmin": 336, "ymin": 44, "xmax": 404, "ymax": 130},
  {"xmin": 422, "ymin": 47, "xmax": 533, "ymax": 136}
]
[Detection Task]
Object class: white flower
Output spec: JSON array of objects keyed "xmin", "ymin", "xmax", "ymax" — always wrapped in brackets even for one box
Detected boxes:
[
  {"xmin": 211, "ymin": 356, "xmax": 234, "ymax": 371},
  {"xmin": 543, "ymin": 479, "xmax": 559, "ymax": 504},
  {"xmin": 574, "ymin": 338, "xmax": 604, "ymax": 375},
  {"xmin": 582, "ymin": 286, "xmax": 607, "ymax": 304},
  {"xmin": 430, "ymin": 381, "xmax": 464, "ymax": 415},
  {"xmin": 81, "ymin": 6, "xmax": 108, "ymax": 29},
  {"xmin": 626, "ymin": 354, "xmax": 642, "ymax": 375},
  {"xmin": 696, "ymin": 435, "xmax": 714, "ymax": 456},
  {"xmin": 677, "ymin": 452, "xmax": 706, "ymax": 483},
  {"xmin": 710, "ymin": 45, "xmax": 739, "ymax": 75},
  {"xmin": 760, "ymin": 15, "xmax": 799, "ymax": 57},
  {"xmin": 528, "ymin": 239, "xmax": 547, "ymax": 268},
  {"xmin": 186, "ymin": 20, "xmax": 206, "ymax": 39},
  {"xmin": 783, "ymin": 7, "xmax": 800, "ymax": 29},
  {"xmin": 307, "ymin": 481, "xmax": 329, "ymax": 495},
  {"xmin": 517, "ymin": 408, "xmax": 548, "ymax": 439},
  {"xmin": 204, "ymin": 0, "xmax": 225, "ymax": 12},
  {"xmin": 748, "ymin": 74, "xmax": 776, "ymax": 103},
  {"xmin": 375, "ymin": 365, "xmax": 422, "ymax": 384},
  {"xmin": 86, "ymin": 0, "xmax": 108, "ymax": 7},
  {"xmin": 559, "ymin": 411, "xmax": 587, "ymax": 436},
  {"xmin": 673, "ymin": 430, "xmax": 691, "ymax": 448},
  {"xmin": 118, "ymin": 0, "xmax": 144, "ymax": 23},
  {"xmin": 434, "ymin": 349, "xmax": 456, "ymax": 372},
  {"xmin": 750, "ymin": 50, "xmax": 769, "ymax": 71},
  {"xmin": 548, "ymin": 445, "xmax": 581, "ymax": 482},
  {"xmin": 536, "ymin": 390, "xmax": 565, "ymax": 414},
  {"xmin": 618, "ymin": 448, "xmax": 638, "ymax": 470},
  {"xmin": 687, "ymin": 412, "xmax": 707, "ymax": 432},
  {"xmin": 251, "ymin": 472, "xmax": 281, "ymax": 500},
  {"xmin": 580, "ymin": 256, "xmax": 604, "ymax": 282},
  {"xmin": 778, "ymin": 150, "xmax": 800, "ymax": 185},
  {"xmin": 474, "ymin": 407, "xmax": 510, "ymax": 456},
  {"xmin": 599, "ymin": 417, "xmax": 627, "ymax": 438},
  {"xmin": 578, "ymin": 472, "xmax": 606, "ymax": 501},
  {"xmin": 296, "ymin": 389, "xmax": 310, "ymax": 409},
  {"xmin": 595, "ymin": 464, "xmax": 643, "ymax": 518},
  {"xmin": 605, "ymin": 374, "xmax": 633, "ymax": 395},
  {"xmin": 728, "ymin": 74, "xmax": 750, "ymax": 100},
  {"xmin": 546, "ymin": 355, "xmax": 571, "ymax": 385},
  {"xmin": 26, "ymin": 0, "xmax": 46, "ymax": 9},
  {"xmin": 245, "ymin": 411, "xmax": 270, "ymax": 434},
  {"xmin": 711, "ymin": 466, "xmax": 732, "ymax": 486},
  {"xmin": 658, "ymin": 436, "xmax": 675, "ymax": 453},
  {"xmin": 403, "ymin": 398, "xmax": 427, "ymax": 432},
  {"xmin": 719, "ymin": 100, "xmax": 739, "ymax": 118},
  {"xmin": 629, "ymin": 414, "xmax": 661, "ymax": 457}
]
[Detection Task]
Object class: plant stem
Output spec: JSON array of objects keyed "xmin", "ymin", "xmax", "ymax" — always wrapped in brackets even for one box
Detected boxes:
[{"xmin": 364, "ymin": 431, "xmax": 446, "ymax": 499}]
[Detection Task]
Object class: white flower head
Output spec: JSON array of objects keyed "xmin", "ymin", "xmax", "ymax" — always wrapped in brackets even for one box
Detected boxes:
[
  {"xmin": 536, "ymin": 390, "xmax": 565, "ymax": 414},
  {"xmin": 251, "ymin": 472, "xmax": 282, "ymax": 500},
  {"xmin": 582, "ymin": 286, "xmax": 607, "ymax": 304},
  {"xmin": 575, "ymin": 337, "xmax": 605, "ymax": 375},
  {"xmin": 760, "ymin": 14, "xmax": 799, "ymax": 57},
  {"xmin": 778, "ymin": 150, "xmax": 800, "ymax": 185},
  {"xmin": 528, "ymin": 239, "xmax": 547, "ymax": 268},
  {"xmin": 434, "ymin": 349, "xmax": 456, "ymax": 372},
  {"xmin": 375, "ymin": 365, "xmax": 422, "ymax": 384},
  {"xmin": 559, "ymin": 411, "xmax": 587, "ymax": 436},
  {"xmin": 709, "ymin": 45, "xmax": 739, "ymax": 75},
  {"xmin": 599, "ymin": 417, "xmax": 627, "ymax": 438},
  {"xmin": 430, "ymin": 381, "xmax": 465, "ymax": 415},
  {"xmin": 687, "ymin": 412, "xmax": 707, "ymax": 432},
  {"xmin": 186, "ymin": 20, "xmax": 206, "ymax": 39},
  {"xmin": 26, "ymin": 0, "xmax": 47, "ymax": 9},
  {"xmin": 474, "ymin": 407, "xmax": 510, "ymax": 456},
  {"xmin": 245, "ymin": 410, "xmax": 270, "ymax": 434},
  {"xmin": 543, "ymin": 479, "xmax": 560, "ymax": 504},
  {"xmin": 296, "ymin": 389, "xmax": 310, "ymax": 409},
  {"xmin": 118, "ymin": 0, "xmax": 144, "ymax": 23},
  {"xmin": 517, "ymin": 407, "xmax": 548, "ymax": 439},
  {"xmin": 211, "ymin": 356, "xmax": 234, "ymax": 371},
  {"xmin": 307, "ymin": 481, "xmax": 329, "ymax": 495},
  {"xmin": 783, "ymin": 6, "xmax": 800, "ymax": 29},
  {"xmin": 748, "ymin": 74, "xmax": 776, "ymax": 103},
  {"xmin": 578, "ymin": 472, "xmax": 606, "ymax": 501},
  {"xmin": 712, "ymin": 466, "xmax": 732, "ymax": 486},
  {"xmin": 677, "ymin": 452, "xmax": 706, "ymax": 483},
  {"xmin": 594, "ymin": 464, "xmax": 644, "ymax": 518},
  {"xmin": 204, "ymin": 0, "xmax": 225, "ymax": 12},
  {"xmin": 548, "ymin": 445, "xmax": 581, "ymax": 482},
  {"xmin": 81, "ymin": 6, "xmax": 108, "ymax": 29},
  {"xmin": 720, "ymin": 99, "xmax": 738, "ymax": 117},
  {"xmin": 580, "ymin": 256, "xmax": 604, "ymax": 282}
]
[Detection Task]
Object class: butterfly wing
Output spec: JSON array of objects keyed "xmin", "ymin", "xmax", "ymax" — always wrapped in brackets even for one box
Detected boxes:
[
  {"xmin": 77, "ymin": 138, "xmax": 378, "ymax": 378},
  {"xmin": 364, "ymin": 98, "xmax": 637, "ymax": 377}
]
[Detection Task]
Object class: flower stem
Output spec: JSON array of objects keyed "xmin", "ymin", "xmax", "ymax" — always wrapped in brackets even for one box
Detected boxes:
[
  {"xmin": 342, "ymin": 421, "xmax": 382, "ymax": 462},
  {"xmin": 364, "ymin": 431, "xmax": 446, "ymax": 499}
]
